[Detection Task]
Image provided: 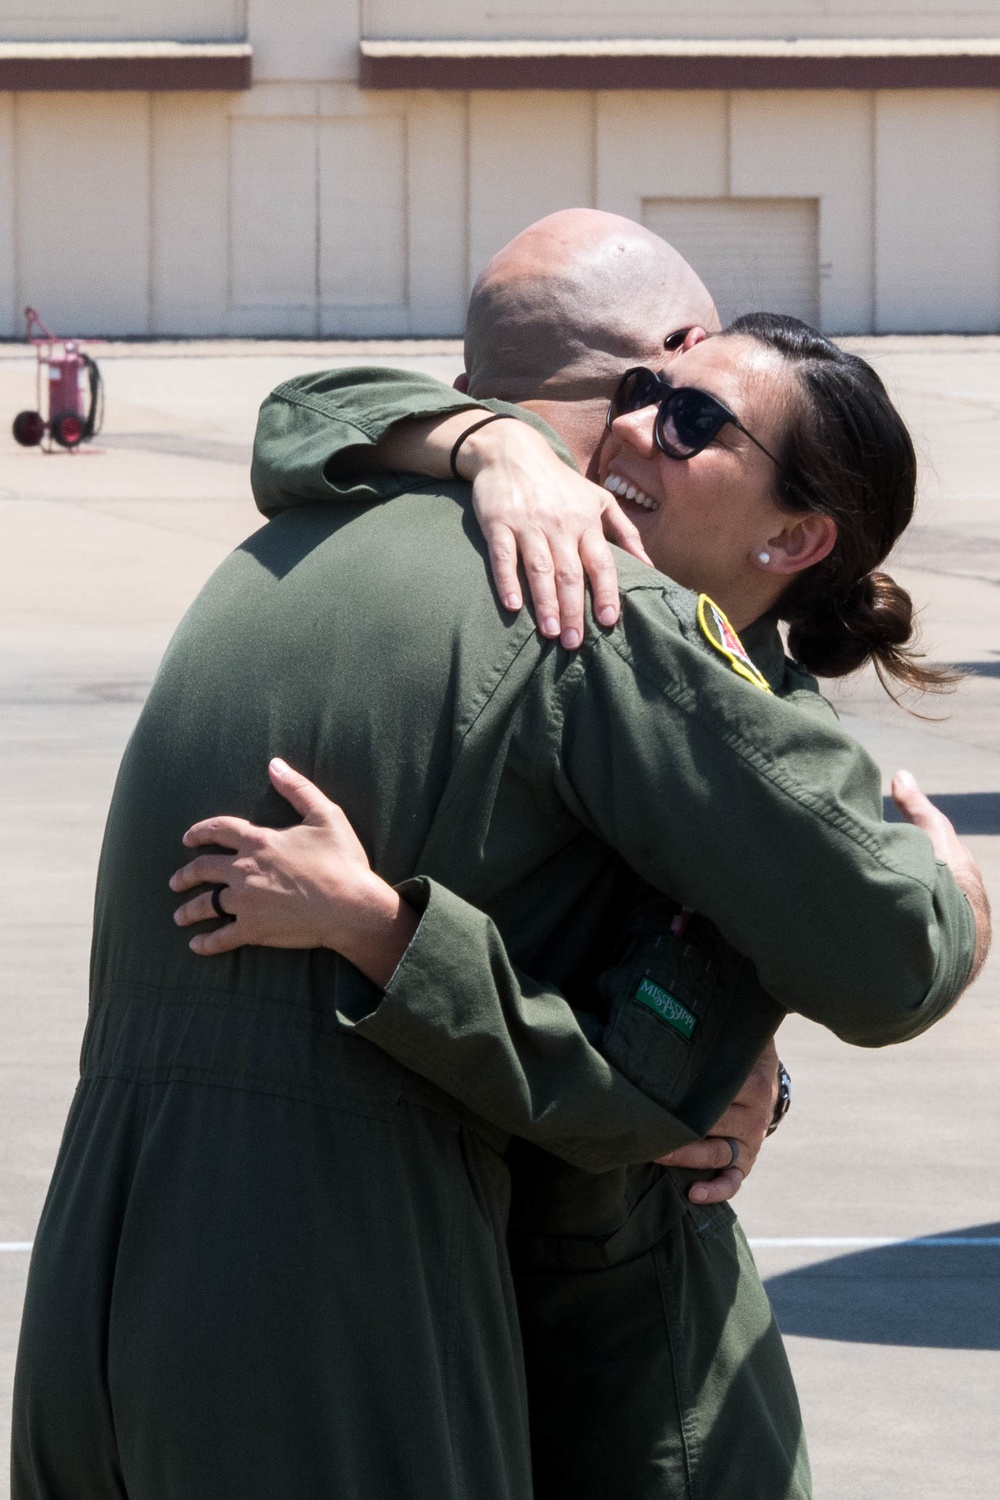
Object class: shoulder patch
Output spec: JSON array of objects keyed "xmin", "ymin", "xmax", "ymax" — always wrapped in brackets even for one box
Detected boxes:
[{"xmin": 697, "ymin": 594, "xmax": 773, "ymax": 693}]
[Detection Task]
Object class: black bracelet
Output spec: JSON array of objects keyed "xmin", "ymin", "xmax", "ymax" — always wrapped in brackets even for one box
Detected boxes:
[
  {"xmin": 449, "ymin": 413, "xmax": 511, "ymax": 481},
  {"xmin": 767, "ymin": 1061, "xmax": 792, "ymax": 1136}
]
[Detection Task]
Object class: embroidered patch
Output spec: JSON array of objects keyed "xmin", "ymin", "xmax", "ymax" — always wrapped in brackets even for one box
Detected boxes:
[
  {"xmin": 633, "ymin": 978, "xmax": 697, "ymax": 1040},
  {"xmin": 696, "ymin": 594, "xmax": 772, "ymax": 693}
]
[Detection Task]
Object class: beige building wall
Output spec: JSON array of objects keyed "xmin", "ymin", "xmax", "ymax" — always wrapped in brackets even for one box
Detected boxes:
[
  {"xmin": 875, "ymin": 92, "xmax": 1000, "ymax": 333},
  {"xmin": 361, "ymin": 0, "xmax": 1000, "ymax": 43},
  {"xmin": 2, "ymin": 0, "xmax": 246, "ymax": 44},
  {"xmin": 2, "ymin": 3, "xmax": 1000, "ymax": 336},
  {"xmin": 15, "ymin": 0, "xmax": 1000, "ymax": 45}
]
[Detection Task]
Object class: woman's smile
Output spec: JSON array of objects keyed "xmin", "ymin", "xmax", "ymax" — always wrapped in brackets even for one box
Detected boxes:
[{"xmin": 602, "ymin": 470, "xmax": 659, "ymax": 512}]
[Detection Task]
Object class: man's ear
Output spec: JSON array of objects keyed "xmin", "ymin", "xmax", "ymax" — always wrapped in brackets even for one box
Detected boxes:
[
  {"xmin": 681, "ymin": 325, "xmax": 709, "ymax": 352},
  {"xmin": 453, "ymin": 372, "xmax": 470, "ymax": 393},
  {"xmin": 662, "ymin": 327, "xmax": 691, "ymax": 354},
  {"xmin": 765, "ymin": 512, "xmax": 837, "ymax": 576}
]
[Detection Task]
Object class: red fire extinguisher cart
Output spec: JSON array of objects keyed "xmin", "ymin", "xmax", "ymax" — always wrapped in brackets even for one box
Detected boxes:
[{"xmin": 12, "ymin": 307, "xmax": 104, "ymax": 451}]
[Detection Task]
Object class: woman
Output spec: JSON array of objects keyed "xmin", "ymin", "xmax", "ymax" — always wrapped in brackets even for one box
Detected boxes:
[
  {"xmin": 170, "ymin": 316, "xmax": 985, "ymax": 1500},
  {"xmin": 174, "ymin": 315, "xmax": 973, "ymax": 1012}
]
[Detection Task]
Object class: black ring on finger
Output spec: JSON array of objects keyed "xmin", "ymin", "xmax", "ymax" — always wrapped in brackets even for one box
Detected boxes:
[
  {"xmin": 723, "ymin": 1136, "xmax": 740, "ymax": 1169},
  {"xmin": 211, "ymin": 885, "xmax": 233, "ymax": 922}
]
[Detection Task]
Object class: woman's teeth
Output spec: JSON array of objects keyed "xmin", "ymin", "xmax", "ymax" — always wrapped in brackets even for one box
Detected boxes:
[{"xmin": 603, "ymin": 473, "xmax": 658, "ymax": 511}]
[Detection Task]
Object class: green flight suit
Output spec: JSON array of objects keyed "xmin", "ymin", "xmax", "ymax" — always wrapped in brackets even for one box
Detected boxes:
[
  {"xmin": 242, "ymin": 370, "xmax": 815, "ymax": 1498},
  {"xmin": 244, "ymin": 365, "xmax": 977, "ymax": 1500},
  {"xmin": 395, "ymin": 872, "xmax": 810, "ymax": 1500},
  {"xmin": 12, "ymin": 369, "xmax": 973, "ymax": 1500}
]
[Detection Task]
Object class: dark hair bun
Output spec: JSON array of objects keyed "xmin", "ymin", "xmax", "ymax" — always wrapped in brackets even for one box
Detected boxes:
[{"xmin": 786, "ymin": 571, "xmax": 915, "ymax": 681}]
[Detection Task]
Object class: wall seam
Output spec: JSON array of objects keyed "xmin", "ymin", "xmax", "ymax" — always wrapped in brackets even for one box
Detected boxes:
[
  {"xmin": 10, "ymin": 93, "xmax": 19, "ymax": 331},
  {"xmin": 995, "ymin": 92, "xmax": 1000, "ymax": 333},
  {"xmin": 590, "ymin": 89, "xmax": 598, "ymax": 207},
  {"xmin": 147, "ymin": 93, "xmax": 155, "ymax": 335},
  {"xmin": 463, "ymin": 90, "xmax": 471, "ymax": 297},
  {"xmin": 869, "ymin": 90, "xmax": 878, "ymax": 334},
  {"xmin": 224, "ymin": 110, "xmax": 234, "ymax": 332},
  {"xmin": 402, "ymin": 103, "xmax": 412, "ymax": 334},
  {"xmin": 314, "ymin": 90, "xmax": 321, "ymax": 337}
]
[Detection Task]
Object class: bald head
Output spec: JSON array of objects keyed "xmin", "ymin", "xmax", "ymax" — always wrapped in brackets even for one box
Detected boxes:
[{"xmin": 463, "ymin": 209, "xmax": 718, "ymax": 402}]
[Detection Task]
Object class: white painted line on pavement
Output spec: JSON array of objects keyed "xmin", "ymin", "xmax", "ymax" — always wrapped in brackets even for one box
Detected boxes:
[{"xmin": 749, "ymin": 1236, "xmax": 1000, "ymax": 1248}]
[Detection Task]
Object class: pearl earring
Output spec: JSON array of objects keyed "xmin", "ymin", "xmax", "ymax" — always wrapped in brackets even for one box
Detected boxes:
[{"xmin": 757, "ymin": 550, "xmax": 771, "ymax": 566}]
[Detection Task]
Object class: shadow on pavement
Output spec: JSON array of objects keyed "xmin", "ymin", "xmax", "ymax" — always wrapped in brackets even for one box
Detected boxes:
[
  {"xmin": 950, "ymin": 660, "xmax": 1000, "ymax": 679},
  {"xmin": 883, "ymin": 791, "xmax": 1000, "ymax": 834},
  {"xmin": 764, "ymin": 1224, "xmax": 1000, "ymax": 1349}
]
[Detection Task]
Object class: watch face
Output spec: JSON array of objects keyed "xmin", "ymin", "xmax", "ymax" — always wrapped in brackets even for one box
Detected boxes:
[{"xmin": 768, "ymin": 1063, "xmax": 791, "ymax": 1134}]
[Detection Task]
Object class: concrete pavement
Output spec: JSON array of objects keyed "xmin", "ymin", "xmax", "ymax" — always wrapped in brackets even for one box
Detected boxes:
[{"xmin": 1, "ymin": 336, "xmax": 998, "ymax": 1498}]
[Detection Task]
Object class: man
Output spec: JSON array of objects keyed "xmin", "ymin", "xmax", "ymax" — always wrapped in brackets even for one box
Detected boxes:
[{"xmin": 12, "ymin": 212, "xmax": 984, "ymax": 1499}]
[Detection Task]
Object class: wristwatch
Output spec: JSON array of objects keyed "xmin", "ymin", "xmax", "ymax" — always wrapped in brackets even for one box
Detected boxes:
[{"xmin": 767, "ymin": 1061, "xmax": 791, "ymax": 1136}]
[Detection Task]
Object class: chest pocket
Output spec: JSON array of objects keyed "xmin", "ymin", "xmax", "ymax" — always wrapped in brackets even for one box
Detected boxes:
[{"xmin": 598, "ymin": 893, "xmax": 785, "ymax": 1136}]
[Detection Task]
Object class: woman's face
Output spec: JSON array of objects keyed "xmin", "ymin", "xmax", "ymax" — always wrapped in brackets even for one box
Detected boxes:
[{"xmin": 599, "ymin": 333, "xmax": 802, "ymax": 616}]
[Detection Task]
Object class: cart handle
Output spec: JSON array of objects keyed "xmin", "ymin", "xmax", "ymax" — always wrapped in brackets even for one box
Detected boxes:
[{"xmin": 24, "ymin": 307, "xmax": 57, "ymax": 342}]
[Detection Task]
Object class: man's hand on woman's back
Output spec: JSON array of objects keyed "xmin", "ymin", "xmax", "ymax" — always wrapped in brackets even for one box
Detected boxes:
[{"xmin": 658, "ymin": 1040, "xmax": 781, "ymax": 1205}]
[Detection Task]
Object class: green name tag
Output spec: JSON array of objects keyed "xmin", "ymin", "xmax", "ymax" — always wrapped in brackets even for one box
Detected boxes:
[{"xmin": 633, "ymin": 978, "xmax": 697, "ymax": 1040}]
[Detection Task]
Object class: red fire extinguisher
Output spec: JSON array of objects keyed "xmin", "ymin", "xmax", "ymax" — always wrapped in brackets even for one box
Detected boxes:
[{"xmin": 12, "ymin": 307, "xmax": 104, "ymax": 451}]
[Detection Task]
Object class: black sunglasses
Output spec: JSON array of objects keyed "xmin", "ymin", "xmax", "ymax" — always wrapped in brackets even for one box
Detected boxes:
[{"xmin": 607, "ymin": 366, "xmax": 783, "ymax": 470}]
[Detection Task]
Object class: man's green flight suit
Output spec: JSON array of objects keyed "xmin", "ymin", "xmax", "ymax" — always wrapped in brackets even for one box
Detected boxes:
[{"xmin": 12, "ymin": 372, "xmax": 973, "ymax": 1500}]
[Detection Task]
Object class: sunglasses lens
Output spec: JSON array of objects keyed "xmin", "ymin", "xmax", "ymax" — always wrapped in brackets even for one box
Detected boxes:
[
  {"xmin": 657, "ymin": 387, "xmax": 728, "ymax": 458},
  {"xmin": 610, "ymin": 369, "xmax": 662, "ymax": 421},
  {"xmin": 608, "ymin": 372, "xmax": 738, "ymax": 461}
]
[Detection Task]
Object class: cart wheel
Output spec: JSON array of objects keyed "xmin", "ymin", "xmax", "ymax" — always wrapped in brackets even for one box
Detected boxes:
[
  {"xmin": 12, "ymin": 409, "xmax": 45, "ymax": 446},
  {"xmin": 50, "ymin": 410, "xmax": 84, "ymax": 448}
]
